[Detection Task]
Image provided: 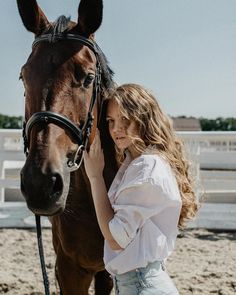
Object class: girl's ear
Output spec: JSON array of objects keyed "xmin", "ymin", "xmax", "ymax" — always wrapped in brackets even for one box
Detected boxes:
[
  {"xmin": 17, "ymin": 0, "xmax": 49, "ymax": 35},
  {"xmin": 73, "ymin": 0, "xmax": 103, "ymax": 37}
]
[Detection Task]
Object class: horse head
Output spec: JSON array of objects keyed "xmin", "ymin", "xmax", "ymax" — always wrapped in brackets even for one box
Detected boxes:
[{"xmin": 17, "ymin": 0, "xmax": 115, "ymax": 216}]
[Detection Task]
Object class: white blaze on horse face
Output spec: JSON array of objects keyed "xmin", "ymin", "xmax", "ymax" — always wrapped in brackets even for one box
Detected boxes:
[{"xmin": 106, "ymin": 99, "xmax": 139, "ymax": 154}]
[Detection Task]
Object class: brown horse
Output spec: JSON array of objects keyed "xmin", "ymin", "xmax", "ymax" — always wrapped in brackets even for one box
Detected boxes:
[{"xmin": 17, "ymin": 0, "xmax": 118, "ymax": 294}]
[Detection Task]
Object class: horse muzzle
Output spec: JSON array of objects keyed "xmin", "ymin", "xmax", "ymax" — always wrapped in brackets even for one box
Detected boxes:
[{"xmin": 20, "ymin": 162, "xmax": 67, "ymax": 216}]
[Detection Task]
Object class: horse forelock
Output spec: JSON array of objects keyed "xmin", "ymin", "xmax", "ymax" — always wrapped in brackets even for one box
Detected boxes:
[{"xmin": 46, "ymin": 15, "xmax": 73, "ymax": 35}]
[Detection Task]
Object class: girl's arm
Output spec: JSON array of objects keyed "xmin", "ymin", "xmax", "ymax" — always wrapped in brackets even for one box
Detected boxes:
[
  {"xmin": 89, "ymin": 176, "xmax": 122, "ymax": 250},
  {"xmin": 84, "ymin": 131, "xmax": 123, "ymax": 250}
]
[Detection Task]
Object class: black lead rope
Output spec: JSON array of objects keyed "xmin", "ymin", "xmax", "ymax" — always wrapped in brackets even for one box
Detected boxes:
[{"xmin": 35, "ymin": 215, "xmax": 50, "ymax": 295}]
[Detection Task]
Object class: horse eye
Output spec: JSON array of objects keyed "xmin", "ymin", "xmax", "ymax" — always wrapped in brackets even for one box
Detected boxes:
[{"xmin": 83, "ymin": 73, "xmax": 95, "ymax": 88}]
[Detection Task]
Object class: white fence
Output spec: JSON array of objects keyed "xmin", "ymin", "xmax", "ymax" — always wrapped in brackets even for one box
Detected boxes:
[
  {"xmin": 181, "ymin": 131, "xmax": 236, "ymax": 206},
  {"xmin": 180, "ymin": 131, "xmax": 236, "ymax": 170},
  {"xmin": 0, "ymin": 129, "xmax": 236, "ymax": 228},
  {"xmin": 0, "ymin": 130, "xmax": 25, "ymax": 202}
]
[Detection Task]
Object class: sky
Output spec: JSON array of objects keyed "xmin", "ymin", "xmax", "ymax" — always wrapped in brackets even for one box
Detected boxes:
[{"xmin": 0, "ymin": 0, "xmax": 236, "ymax": 118}]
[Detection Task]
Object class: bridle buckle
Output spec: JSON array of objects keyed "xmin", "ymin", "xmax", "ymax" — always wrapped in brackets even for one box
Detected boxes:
[{"xmin": 67, "ymin": 145, "xmax": 85, "ymax": 172}]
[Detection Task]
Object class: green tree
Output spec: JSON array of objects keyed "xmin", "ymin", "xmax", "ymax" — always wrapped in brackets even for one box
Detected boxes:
[
  {"xmin": 0, "ymin": 114, "xmax": 23, "ymax": 129},
  {"xmin": 200, "ymin": 117, "xmax": 236, "ymax": 131}
]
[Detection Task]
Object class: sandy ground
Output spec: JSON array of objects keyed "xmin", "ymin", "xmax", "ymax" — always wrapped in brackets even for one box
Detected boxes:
[{"xmin": 0, "ymin": 228, "xmax": 235, "ymax": 295}]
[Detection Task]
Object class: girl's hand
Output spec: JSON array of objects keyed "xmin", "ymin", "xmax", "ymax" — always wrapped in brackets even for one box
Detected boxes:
[{"xmin": 84, "ymin": 129, "xmax": 105, "ymax": 181}]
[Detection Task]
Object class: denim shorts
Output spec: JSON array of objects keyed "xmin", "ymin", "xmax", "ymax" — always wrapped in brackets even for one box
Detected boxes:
[{"xmin": 112, "ymin": 261, "xmax": 179, "ymax": 295}]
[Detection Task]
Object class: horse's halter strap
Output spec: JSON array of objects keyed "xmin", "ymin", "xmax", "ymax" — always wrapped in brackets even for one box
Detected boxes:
[{"xmin": 22, "ymin": 33, "xmax": 102, "ymax": 171}]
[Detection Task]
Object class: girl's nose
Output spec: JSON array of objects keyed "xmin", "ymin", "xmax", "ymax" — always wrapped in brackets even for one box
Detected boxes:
[{"xmin": 113, "ymin": 121, "xmax": 124, "ymax": 132}]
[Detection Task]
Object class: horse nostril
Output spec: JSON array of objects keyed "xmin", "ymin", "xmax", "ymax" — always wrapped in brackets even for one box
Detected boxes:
[{"xmin": 50, "ymin": 173, "xmax": 63, "ymax": 199}]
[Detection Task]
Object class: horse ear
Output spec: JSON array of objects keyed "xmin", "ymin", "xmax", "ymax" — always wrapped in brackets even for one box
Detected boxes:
[
  {"xmin": 74, "ymin": 0, "xmax": 103, "ymax": 36},
  {"xmin": 16, "ymin": 0, "xmax": 49, "ymax": 35}
]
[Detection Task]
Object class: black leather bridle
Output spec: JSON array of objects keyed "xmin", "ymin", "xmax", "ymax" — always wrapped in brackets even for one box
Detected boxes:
[{"xmin": 22, "ymin": 33, "xmax": 102, "ymax": 171}]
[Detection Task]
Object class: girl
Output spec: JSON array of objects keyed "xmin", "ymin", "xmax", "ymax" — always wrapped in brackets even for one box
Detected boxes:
[{"xmin": 84, "ymin": 84, "xmax": 198, "ymax": 294}]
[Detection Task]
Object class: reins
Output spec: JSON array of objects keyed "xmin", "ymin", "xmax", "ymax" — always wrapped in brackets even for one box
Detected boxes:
[
  {"xmin": 35, "ymin": 215, "xmax": 50, "ymax": 295},
  {"xmin": 23, "ymin": 32, "xmax": 102, "ymax": 295}
]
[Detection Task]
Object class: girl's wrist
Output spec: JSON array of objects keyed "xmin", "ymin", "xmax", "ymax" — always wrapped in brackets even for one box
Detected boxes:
[
  {"xmin": 89, "ymin": 175, "xmax": 104, "ymax": 184},
  {"xmin": 89, "ymin": 176, "xmax": 106, "ymax": 200}
]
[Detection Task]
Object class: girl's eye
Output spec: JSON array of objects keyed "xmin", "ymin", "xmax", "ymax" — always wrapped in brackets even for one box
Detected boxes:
[
  {"xmin": 83, "ymin": 73, "xmax": 95, "ymax": 88},
  {"xmin": 106, "ymin": 118, "xmax": 114, "ymax": 126},
  {"xmin": 122, "ymin": 117, "xmax": 130, "ymax": 125}
]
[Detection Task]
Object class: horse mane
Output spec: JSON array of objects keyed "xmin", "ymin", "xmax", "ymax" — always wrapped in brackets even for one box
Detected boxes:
[
  {"xmin": 46, "ymin": 15, "xmax": 115, "ymax": 97},
  {"xmin": 95, "ymin": 44, "xmax": 115, "ymax": 94}
]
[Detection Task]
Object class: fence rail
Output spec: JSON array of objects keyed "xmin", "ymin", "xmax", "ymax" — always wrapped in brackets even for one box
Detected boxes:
[
  {"xmin": 0, "ymin": 130, "xmax": 24, "ymax": 202},
  {"xmin": 0, "ymin": 129, "xmax": 236, "ymax": 229}
]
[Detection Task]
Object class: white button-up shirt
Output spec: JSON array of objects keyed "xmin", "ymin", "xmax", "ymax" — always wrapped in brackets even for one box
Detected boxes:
[{"xmin": 104, "ymin": 151, "xmax": 182, "ymax": 275}]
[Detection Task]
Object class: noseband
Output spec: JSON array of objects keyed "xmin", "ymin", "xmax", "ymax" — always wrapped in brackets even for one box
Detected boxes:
[{"xmin": 22, "ymin": 33, "xmax": 102, "ymax": 171}]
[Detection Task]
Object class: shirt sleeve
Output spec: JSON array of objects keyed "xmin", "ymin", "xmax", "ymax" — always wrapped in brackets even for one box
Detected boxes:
[{"xmin": 109, "ymin": 180, "xmax": 171, "ymax": 249}]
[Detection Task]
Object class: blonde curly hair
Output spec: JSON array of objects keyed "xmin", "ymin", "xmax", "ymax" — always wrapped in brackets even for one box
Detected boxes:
[{"xmin": 107, "ymin": 83, "xmax": 199, "ymax": 228}]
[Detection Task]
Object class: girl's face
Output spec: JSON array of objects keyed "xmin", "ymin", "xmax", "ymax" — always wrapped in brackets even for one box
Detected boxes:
[{"xmin": 106, "ymin": 99, "xmax": 139, "ymax": 157}]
